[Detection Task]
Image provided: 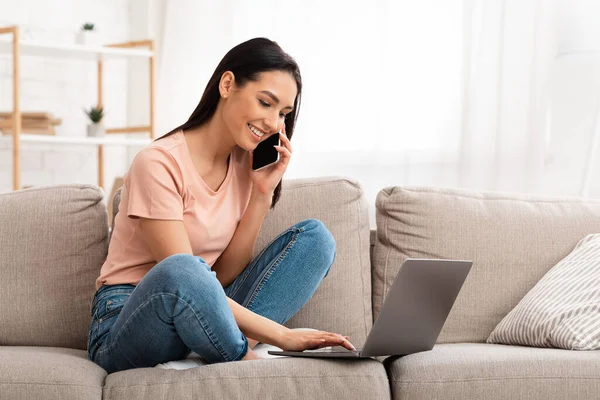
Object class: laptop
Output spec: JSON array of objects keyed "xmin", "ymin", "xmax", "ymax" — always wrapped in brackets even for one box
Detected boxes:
[{"xmin": 268, "ymin": 258, "xmax": 472, "ymax": 359}]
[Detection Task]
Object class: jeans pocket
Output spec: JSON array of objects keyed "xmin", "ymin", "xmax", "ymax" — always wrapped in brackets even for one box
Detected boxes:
[
  {"xmin": 99, "ymin": 293, "xmax": 130, "ymax": 321},
  {"xmin": 91, "ymin": 292, "xmax": 131, "ymax": 355}
]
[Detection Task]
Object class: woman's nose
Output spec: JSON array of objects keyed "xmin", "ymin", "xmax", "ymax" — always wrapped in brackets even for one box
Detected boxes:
[{"xmin": 264, "ymin": 117, "xmax": 278, "ymax": 134}]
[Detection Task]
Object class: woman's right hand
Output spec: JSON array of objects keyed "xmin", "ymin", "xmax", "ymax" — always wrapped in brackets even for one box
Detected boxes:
[{"xmin": 276, "ymin": 329, "xmax": 356, "ymax": 352}]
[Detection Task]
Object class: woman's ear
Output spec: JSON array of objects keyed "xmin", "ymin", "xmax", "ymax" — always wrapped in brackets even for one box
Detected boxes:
[{"xmin": 219, "ymin": 71, "xmax": 235, "ymax": 99}]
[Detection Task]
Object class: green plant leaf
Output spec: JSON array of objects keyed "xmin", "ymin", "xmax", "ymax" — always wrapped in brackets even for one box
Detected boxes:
[{"xmin": 84, "ymin": 105, "xmax": 104, "ymax": 123}]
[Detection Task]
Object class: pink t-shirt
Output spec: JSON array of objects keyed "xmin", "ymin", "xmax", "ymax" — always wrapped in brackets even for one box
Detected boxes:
[{"xmin": 96, "ymin": 130, "xmax": 253, "ymax": 290}]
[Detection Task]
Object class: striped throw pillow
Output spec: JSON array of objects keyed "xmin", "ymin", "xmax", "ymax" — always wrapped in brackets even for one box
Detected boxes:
[{"xmin": 487, "ymin": 234, "xmax": 600, "ymax": 350}]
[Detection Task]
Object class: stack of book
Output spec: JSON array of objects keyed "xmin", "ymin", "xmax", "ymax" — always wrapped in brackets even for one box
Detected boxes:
[{"xmin": 0, "ymin": 112, "xmax": 62, "ymax": 135}]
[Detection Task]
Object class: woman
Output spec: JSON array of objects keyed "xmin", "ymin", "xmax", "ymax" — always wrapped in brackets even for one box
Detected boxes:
[{"xmin": 87, "ymin": 37, "xmax": 355, "ymax": 374}]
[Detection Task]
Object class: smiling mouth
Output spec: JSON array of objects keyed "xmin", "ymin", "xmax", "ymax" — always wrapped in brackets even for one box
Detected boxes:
[{"xmin": 248, "ymin": 123, "xmax": 266, "ymax": 138}]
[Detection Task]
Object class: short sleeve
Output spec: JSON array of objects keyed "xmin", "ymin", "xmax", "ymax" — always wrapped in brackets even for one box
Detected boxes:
[{"xmin": 125, "ymin": 147, "xmax": 184, "ymax": 221}]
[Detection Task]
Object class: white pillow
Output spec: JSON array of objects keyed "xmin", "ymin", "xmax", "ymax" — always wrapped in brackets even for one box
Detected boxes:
[{"xmin": 487, "ymin": 234, "xmax": 600, "ymax": 350}]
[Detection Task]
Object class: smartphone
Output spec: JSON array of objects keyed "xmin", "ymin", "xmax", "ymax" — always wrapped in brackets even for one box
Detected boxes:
[{"xmin": 252, "ymin": 133, "xmax": 281, "ymax": 171}]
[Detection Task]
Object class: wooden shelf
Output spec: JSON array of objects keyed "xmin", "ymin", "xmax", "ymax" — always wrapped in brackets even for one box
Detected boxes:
[
  {"xmin": 0, "ymin": 25, "xmax": 156, "ymax": 191},
  {"xmin": 0, "ymin": 134, "xmax": 152, "ymax": 146},
  {"xmin": 0, "ymin": 39, "xmax": 153, "ymax": 60}
]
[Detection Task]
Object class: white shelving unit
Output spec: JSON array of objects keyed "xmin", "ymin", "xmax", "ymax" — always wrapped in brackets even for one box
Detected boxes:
[
  {"xmin": 0, "ymin": 39, "xmax": 154, "ymax": 60},
  {"xmin": 0, "ymin": 25, "xmax": 156, "ymax": 191},
  {"xmin": 0, "ymin": 134, "xmax": 152, "ymax": 146}
]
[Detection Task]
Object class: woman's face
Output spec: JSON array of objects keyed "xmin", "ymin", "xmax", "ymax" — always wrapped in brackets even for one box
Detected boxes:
[{"xmin": 220, "ymin": 70, "xmax": 297, "ymax": 151}]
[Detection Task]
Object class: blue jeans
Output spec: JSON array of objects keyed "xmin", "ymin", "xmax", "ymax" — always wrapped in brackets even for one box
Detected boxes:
[{"xmin": 87, "ymin": 218, "xmax": 335, "ymax": 374}]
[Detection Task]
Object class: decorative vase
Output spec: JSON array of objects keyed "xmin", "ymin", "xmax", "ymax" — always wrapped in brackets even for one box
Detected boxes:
[
  {"xmin": 76, "ymin": 30, "xmax": 100, "ymax": 46},
  {"xmin": 87, "ymin": 123, "xmax": 105, "ymax": 137}
]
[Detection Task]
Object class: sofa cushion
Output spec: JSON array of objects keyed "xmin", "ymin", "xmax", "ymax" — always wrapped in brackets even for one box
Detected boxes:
[
  {"xmin": 373, "ymin": 186, "xmax": 600, "ymax": 343},
  {"xmin": 113, "ymin": 176, "xmax": 372, "ymax": 347},
  {"xmin": 103, "ymin": 358, "xmax": 389, "ymax": 400},
  {"xmin": 488, "ymin": 233, "xmax": 600, "ymax": 350},
  {"xmin": 0, "ymin": 346, "xmax": 106, "ymax": 400},
  {"xmin": 384, "ymin": 343, "xmax": 600, "ymax": 400},
  {"xmin": 0, "ymin": 185, "xmax": 109, "ymax": 349}
]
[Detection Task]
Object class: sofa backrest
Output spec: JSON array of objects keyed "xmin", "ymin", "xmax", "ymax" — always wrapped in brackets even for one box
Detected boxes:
[
  {"xmin": 372, "ymin": 186, "xmax": 600, "ymax": 343},
  {"xmin": 112, "ymin": 176, "xmax": 373, "ymax": 347},
  {"xmin": 0, "ymin": 185, "xmax": 109, "ymax": 350}
]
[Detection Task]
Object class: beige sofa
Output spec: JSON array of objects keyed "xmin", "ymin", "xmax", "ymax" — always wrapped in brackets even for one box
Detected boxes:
[{"xmin": 1, "ymin": 176, "xmax": 600, "ymax": 399}]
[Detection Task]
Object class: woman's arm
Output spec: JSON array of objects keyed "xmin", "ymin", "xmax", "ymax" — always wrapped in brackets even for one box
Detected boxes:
[
  {"xmin": 138, "ymin": 216, "xmax": 355, "ymax": 351},
  {"xmin": 213, "ymin": 129, "xmax": 293, "ymax": 288},
  {"xmin": 137, "ymin": 216, "xmax": 286, "ymax": 345},
  {"xmin": 211, "ymin": 189, "xmax": 272, "ymax": 288}
]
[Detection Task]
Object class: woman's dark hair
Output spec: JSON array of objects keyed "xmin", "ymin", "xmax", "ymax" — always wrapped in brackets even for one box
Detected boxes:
[{"xmin": 157, "ymin": 37, "xmax": 302, "ymax": 209}]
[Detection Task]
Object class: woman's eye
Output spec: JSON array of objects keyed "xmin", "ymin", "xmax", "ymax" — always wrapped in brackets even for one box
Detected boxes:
[{"xmin": 260, "ymin": 99, "xmax": 286, "ymax": 118}]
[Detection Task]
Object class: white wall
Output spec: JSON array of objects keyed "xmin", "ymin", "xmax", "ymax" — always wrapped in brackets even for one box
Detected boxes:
[{"xmin": 0, "ymin": 0, "xmax": 134, "ymax": 204}]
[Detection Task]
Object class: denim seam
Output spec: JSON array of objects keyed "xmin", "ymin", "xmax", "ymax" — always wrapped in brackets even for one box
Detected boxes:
[
  {"xmin": 92, "ymin": 287, "xmax": 136, "ymax": 307},
  {"xmin": 246, "ymin": 229, "xmax": 301, "ymax": 309},
  {"xmin": 91, "ymin": 293, "xmax": 133, "ymax": 319},
  {"xmin": 228, "ymin": 226, "xmax": 300, "ymax": 299},
  {"xmin": 225, "ymin": 247, "xmax": 268, "ymax": 299},
  {"xmin": 96, "ymin": 308, "xmax": 122, "ymax": 323},
  {"xmin": 95, "ymin": 293, "xmax": 234, "ymax": 363},
  {"xmin": 232, "ymin": 335, "xmax": 249, "ymax": 362}
]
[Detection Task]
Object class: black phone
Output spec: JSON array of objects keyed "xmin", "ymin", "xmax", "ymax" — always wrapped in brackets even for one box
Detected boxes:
[{"xmin": 252, "ymin": 133, "xmax": 281, "ymax": 171}]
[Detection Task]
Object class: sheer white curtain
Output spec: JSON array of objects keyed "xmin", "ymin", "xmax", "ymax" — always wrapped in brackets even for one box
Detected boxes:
[
  {"xmin": 544, "ymin": 0, "xmax": 600, "ymax": 198},
  {"xmin": 152, "ymin": 0, "xmax": 558, "ymax": 225},
  {"xmin": 459, "ymin": 0, "xmax": 557, "ymax": 193}
]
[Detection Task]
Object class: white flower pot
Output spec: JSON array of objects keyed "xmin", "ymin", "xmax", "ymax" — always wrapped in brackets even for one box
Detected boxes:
[
  {"xmin": 87, "ymin": 123, "xmax": 105, "ymax": 137},
  {"xmin": 76, "ymin": 30, "xmax": 101, "ymax": 46}
]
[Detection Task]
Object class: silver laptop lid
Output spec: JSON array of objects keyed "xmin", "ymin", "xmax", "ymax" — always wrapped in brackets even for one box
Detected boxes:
[{"xmin": 361, "ymin": 258, "xmax": 472, "ymax": 357}]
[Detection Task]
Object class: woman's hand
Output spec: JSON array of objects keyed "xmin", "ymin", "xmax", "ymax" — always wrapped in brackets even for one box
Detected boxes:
[
  {"xmin": 249, "ymin": 123, "xmax": 292, "ymax": 196},
  {"xmin": 275, "ymin": 329, "xmax": 357, "ymax": 352}
]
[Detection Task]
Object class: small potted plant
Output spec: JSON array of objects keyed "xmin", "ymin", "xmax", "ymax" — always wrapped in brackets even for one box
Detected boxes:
[
  {"xmin": 85, "ymin": 106, "xmax": 105, "ymax": 137},
  {"xmin": 76, "ymin": 23, "xmax": 99, "ymax": 45}
]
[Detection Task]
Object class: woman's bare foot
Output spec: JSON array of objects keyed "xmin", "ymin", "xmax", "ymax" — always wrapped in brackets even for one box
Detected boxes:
[{"xmin": 241, "ymin": 348, "xmax": 262, "ymax": 361}]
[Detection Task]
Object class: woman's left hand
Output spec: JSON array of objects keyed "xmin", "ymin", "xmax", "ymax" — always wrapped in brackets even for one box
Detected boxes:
[{"xmin": 249, "ymin": 123, "xmax": 292, "ymax": 196}]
